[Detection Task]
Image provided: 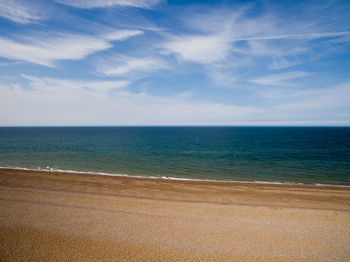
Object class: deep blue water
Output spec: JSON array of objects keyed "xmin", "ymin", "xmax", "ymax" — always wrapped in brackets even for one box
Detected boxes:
[{"xmin": 0, "ymin": 127, "xmax": 349, "ymax": 185}]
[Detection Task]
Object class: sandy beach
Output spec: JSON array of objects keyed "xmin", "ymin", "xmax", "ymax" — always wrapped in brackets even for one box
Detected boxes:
[{"xmin": 0, "ymin": 168, "xmax": 349, "ymax": 261}]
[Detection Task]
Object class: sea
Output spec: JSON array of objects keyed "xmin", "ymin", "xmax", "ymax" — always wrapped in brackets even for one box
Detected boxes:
[{"xmin": 0, "ymin": 127, "xmax": 349, "ymax": 186}]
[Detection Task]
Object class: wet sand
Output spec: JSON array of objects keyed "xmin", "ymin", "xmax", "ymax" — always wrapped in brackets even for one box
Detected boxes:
[{"xmin": 0, "ymin": 168, "xmax": 350, "ymax": 261}]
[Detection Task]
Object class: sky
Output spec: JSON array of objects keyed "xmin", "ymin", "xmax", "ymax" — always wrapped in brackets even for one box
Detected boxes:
[{"xmin": 0, "ymin": 0, "xmax": 350, "ymax": 126}]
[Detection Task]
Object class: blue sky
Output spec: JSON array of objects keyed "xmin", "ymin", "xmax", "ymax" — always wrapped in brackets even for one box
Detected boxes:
[{"xmin": 0, "ymin": 0, "xmax": 350, "ymax": 126}]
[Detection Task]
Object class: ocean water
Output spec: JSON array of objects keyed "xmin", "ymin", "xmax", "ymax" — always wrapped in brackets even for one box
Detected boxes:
[{"xmin": 0, "ymin": 127, "xmax": 349, "ymax": 185}]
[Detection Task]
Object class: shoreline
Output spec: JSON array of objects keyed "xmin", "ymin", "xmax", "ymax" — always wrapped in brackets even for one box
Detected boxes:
[
  {"xmin": 1, "ymin": 167, "xmax": 350, "ymax": 211},
  {"xmin": 1, "ymin": 167, "xmax": 350, "ymax": 261},
  {"xmin": 1, "ymin": 166, "xmax": 349, "ymax": 188}
]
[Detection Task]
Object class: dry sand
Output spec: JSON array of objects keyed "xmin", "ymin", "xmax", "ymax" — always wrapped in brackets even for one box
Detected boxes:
[{"xmin": 0, "ymin": 168, "xmax": 350, "ymax": 261}]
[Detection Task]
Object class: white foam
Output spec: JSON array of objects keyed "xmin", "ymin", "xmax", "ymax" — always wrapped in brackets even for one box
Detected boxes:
[{"xmin": 0, "ymin": 166, "xmax": 349, "ymax": 188}]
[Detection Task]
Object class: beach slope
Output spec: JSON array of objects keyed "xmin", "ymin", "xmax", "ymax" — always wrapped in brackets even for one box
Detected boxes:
[{"xmin": 1, "ymin": 168, "xmax": 350, "ymax": 261}]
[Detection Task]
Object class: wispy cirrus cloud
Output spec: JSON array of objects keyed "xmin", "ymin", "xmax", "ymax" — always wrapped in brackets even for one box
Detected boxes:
[
  {"xmin": 161, "ymin": 2, "xmax": 350, "ymax": 67},
  {"xmin": 99, "ymin": 55, "xmax": 169, "ymax": 76},
  {"xmin": 0, "ymin": 0, "xmax": 43, "ymax": 24},
  {"xmin": 256, "ymin": 82, "xmax": 350, "ymax": 114},
  {"xmin": 206, "ymin": 65, "xmax": 240, "ymax": 88},
  {"xmin": 269, "ymin": 57, "xmax": 302, "ymax": 70},
  {"xmin": 104, "ymin": 30, "xmax": 143, "ymax": 41},
  {"xmin": 232, "ymin": 31, "xmax": 350, "ymax": 41},
  {"xmin": 0, "ymin": 29, "xmax": 142, "ymax": 67},
  {"xmin": 161, "ymin": 34, "xmax": 231, "ymax": 64},
  {"xmin": 276, "ymin": 83, "xmax": 350, "ymax": 111},
  {"xmin": 250, "ymin": 71, "xmax": 311, "ymax": 86},
  {"xmin": 21, "ymin": 75, "xmax": 130, "ymax": 92},
  {"xmin": 158, "ymin": 2, "xmax": 350, "ymax": 91},
  {"xmin": 54, "ymin": 0, "xmax": 163, "ymax": 9}
]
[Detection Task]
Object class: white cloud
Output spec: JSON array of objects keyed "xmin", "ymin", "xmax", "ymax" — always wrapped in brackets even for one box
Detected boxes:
[
  {"xmin": 255, "ymin": 82, "xmax": 350, "ymax": 116},
  {"xmin": 277, "ymin": 83, "xmax": 350, "ymax": 111},
  {"xmin": 269, "ymin": 57, "xmax": 302, "ymax": 70},
  {"xmin": 207, "ymin": 69, "xmax": 237, "ymax": 88},
  {"xmin": 158, "ymin": 5, "xmax": 350, "ymax": 90},
  {"xmin": 0, "ymin": 0, "xmax": 43, "ymax": 24},
  {"xmin": 233, "ymin": 31, "xmax": 350, "ymax": 41},
  {"xmin": 54, "ymin": 0, "xmax": 162, "ymax": 9},
  {"xmin": 160, "ymin": 10, "xmax": 241, "ymax": 65},
  {"xmin": 0, "ymin": 61, "xmax": 23, "ymax": 67},
  {"xmin": 21, "ymin": 75, "xmax": 129, "ymax": 92},
  {"xmin": 245, "ymin": 41, "xmax": 306, "ymax": 57},
  {"xmin": 0, "ymin": 30, "xmax": 142, "ymax": 67},
  {"xmin": 162, "ymin": 34, "xmax": 231, "ymax": 64},
  {"xmin": 0, "ymin": 76, "xmax": 259, "ymax": 126},
  {"xmin": 1, "ymin": 76, "xmax": 349, "ymax": 126},
  {"xmin": 161, "ymin": 3, "xmax": 350, "ymax": 68},
  {"xmin": 104, "ymin": 30, "xmax": 143, "ymax": 41},
  {"xmin": 250, "ymin": 71, "xmax": 311, "ymax": 86},
  {"xmin": 99, "ymin": 56, "xmax": 168, "ymax": 76}
]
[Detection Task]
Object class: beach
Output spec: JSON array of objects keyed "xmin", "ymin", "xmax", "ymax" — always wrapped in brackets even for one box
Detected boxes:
[{"xmin": 0, "ymin": 168, "xmax": 350, "ymax": 261}]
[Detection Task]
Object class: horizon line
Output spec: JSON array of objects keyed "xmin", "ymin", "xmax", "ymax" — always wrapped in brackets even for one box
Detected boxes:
[{"xmin": 1, "ymin": 125, "xmax": 350, "ymax": 128}]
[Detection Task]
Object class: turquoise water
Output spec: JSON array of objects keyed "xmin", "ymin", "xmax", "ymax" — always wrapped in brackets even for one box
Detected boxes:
[{"xmin": 0, "ymin": 127, "xmax": 349, "ymax": 185}]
